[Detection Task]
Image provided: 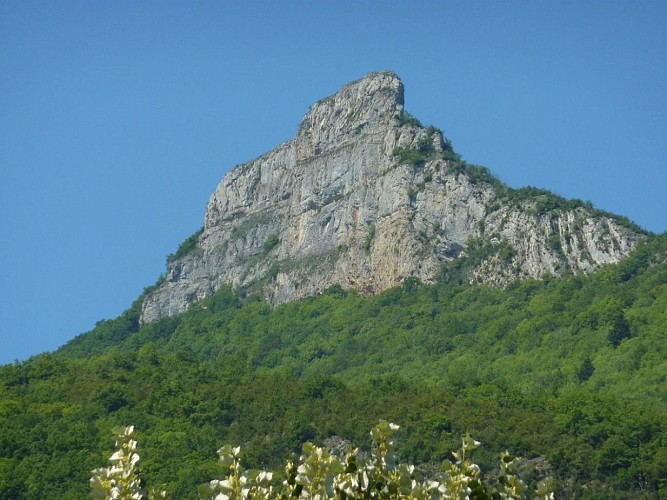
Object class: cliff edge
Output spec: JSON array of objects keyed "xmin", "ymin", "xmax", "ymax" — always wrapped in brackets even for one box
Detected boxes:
[{"xmin": 141, "ymin": 72, "xmax": 644, "ymax": 323}]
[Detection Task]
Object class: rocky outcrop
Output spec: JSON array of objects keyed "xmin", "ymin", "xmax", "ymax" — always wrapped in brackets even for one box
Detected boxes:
[{"xmin": 140, "ymin": 71, "xmax": 645, "ymax": 323}]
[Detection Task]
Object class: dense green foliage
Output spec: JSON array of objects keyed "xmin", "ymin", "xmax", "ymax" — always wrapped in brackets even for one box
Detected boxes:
[{"xmin": 1, "ymin": 235, "xmax": 666, "ymax": 498}]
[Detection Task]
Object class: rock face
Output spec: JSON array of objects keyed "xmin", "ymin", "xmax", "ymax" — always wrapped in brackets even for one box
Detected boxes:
[{"xmin": 140, "ymin": 71, "xmax": 644, "ymax": 323}]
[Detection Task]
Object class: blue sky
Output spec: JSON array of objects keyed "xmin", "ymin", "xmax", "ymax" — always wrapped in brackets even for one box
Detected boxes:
[{"xmin": 1, "ymin": 1, "xmax": 666, "ymax": 364}]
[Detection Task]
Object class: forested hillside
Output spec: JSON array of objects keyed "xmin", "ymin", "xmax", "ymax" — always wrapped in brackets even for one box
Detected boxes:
[{"xmin": 1, "ymin": 234, "xmax": 665, "ymax": 498}]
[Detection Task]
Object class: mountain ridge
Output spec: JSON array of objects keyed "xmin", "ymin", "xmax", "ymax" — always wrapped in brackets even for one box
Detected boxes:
[{"xmin": 140, "ymin": 71, "xmax": 645, "ymax": 324}]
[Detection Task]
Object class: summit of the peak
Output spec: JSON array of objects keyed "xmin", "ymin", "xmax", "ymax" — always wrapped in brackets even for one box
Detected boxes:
[{"xmin": 294, "ymin": 72, "xmax": 405, "ymax": 160}]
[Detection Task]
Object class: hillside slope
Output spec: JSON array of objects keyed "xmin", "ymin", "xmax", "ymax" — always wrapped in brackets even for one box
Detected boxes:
[{"xmin": 0, "ymin": 234, "xmax": 662, "ymax": 497}]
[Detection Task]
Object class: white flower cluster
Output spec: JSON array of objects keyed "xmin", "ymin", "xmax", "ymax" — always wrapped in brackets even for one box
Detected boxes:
[
  {"xmin": 205, "ymin": 421, "xmax": 554, "ymax": 499},
  {"xmin": 90, "ymin": 426, "xmax": 167, "ymax": 500},
  {"xmin": 93, "ymin": 422, "xmax": 554, "ymax": 499},
  {"xmin": 280, "ymin": 422, "xmax": 478, "ymax": 499},
  {"xmin": 199, "ymin": 444, "xmax": 275, "ymax": 499}
]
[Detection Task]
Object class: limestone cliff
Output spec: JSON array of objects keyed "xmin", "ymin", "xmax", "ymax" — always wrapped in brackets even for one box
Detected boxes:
[{"xmin": 140, "ymin": 71, "xmax": 644, "ymax": 323}]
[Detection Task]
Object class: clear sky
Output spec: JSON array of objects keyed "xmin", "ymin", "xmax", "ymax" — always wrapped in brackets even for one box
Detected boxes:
[{"xmin": 1, "ymin": 1, "xmax": 666, "ymax": 364}]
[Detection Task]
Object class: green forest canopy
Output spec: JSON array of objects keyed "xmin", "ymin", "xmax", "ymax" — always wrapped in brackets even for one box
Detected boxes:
[{"xmin": 1, "ymin": 234, "xmax": 666, "ymax": 498}]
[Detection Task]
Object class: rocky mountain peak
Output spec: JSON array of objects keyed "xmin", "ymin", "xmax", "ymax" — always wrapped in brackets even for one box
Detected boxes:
[
  {"xmin": 140, "ymin": 72, "xmax": 645, "ymax": 324},
  {"xmin": 295, "ymin": 71, "xmax": 404, "ymax": 160}
]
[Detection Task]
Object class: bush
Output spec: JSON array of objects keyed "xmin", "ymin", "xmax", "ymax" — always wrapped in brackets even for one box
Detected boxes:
[
  {"xmin": 167, "ymin": 227, "xmax": 204, "ymax": 264},
  {"xmin": 363, "ymin": 225, "xmax": 376, "ymax": 253},
  {"xmin": 396, "ymin": 111, "xmax": 423, "ymax": 128},
  {"xmin": 93, "ymin": 422, "xmax": 554, "ymax": 499},
  {"xmin": 90, "ymin": 426, "xmax": 167, "ymax": 499},
  {"xmin": 393, "ymin": 147, "xmax": 429, "ymax": 168},
  {"xmin": 263, "ymin": 234, "xmax": 281, "ymax": 254}
]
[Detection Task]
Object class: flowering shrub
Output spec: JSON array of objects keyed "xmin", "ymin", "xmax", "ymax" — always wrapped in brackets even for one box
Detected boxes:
[
  {"xmin": 90, "ymin": 426, "xmax": 166, "ymax": 500},
  {"xmin": 198, "ymin": 444, "xmax": 274, "ymax": 499},
  {"xmin": 92, "ymin": 422, "xmax": 553, "ymax": 499}
]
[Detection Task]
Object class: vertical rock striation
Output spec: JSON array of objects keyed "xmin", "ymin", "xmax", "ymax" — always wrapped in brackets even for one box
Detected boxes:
[{"xmin": 140, "ymin": 71, "xmax": 645, "ymax": 323}]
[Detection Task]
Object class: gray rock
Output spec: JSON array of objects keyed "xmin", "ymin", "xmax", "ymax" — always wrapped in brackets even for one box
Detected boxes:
[{"xmin": 140, "ymin": 71, "xmax": 644, "ymax": 323}]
